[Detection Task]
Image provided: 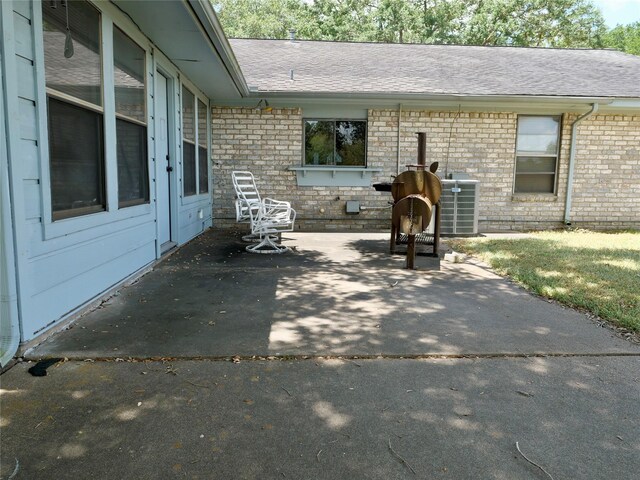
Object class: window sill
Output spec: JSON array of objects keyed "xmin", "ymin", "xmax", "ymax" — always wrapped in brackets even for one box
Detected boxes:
[
  {"xmin": 43, "ymin": 203, "xmax": 152, "ymax": 240},
  {"xmin": 289, "ymin": 166, "xmax": 383, "ymax": 187},
  {"xmin": 511, "ymin": 194, "xmax": 558, "ymax": 203},
  {"xmin": 181, "ymin": 191, "xmax": 211, "ymax": 206}
]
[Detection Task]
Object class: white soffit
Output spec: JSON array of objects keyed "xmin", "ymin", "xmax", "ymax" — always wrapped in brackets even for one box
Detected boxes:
[{"xmin": 112, "ymin": 0, "xmax": 245, "ymax": 100}]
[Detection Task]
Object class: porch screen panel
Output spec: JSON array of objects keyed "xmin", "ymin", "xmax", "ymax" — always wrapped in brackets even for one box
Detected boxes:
[
  {"xmin": 182, "ymin": 86, "xmax": 197, "ymax": 197},
  {"xmin": 43, "ymin": 0, "xmax": 102, "ymax": 106},
  {"xmin": 116, "ymin": 120, "xmax": 148, "ymax": 207},
  {"xmin": 197, "ymin": 99, "xmax": 209, "ymax": 194},
  {"xmin": 43, "ymin": 0, "xmax": 105, "ymax": 220},
  {"xmin": 114, "ymin": 27, "xmax": 145, "ymax": 122},
  {"xmin": 114, "ymin": 27, "xmax": 149, "ymax": 207},
  {"xmin": 48, "ymin": 98, "xmax": 105, "ymax": 218}
]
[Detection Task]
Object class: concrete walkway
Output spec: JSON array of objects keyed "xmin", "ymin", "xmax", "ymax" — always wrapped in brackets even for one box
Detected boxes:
[{"xmin": 2, "ymin": 229, "xmax": 639, "ymax": 479}]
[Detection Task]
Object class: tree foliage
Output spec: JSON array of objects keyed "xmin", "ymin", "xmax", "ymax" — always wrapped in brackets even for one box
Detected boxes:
[
  {"xmin": 215, "ymin": 0, "xmax": 639, "ymax": 53},
  {"xmin": 214, "ymin": 0, "xmax": 319, "ymax": 40},
  {"xmin": 461, "ymin": 0, "xmax": 606, "ymax": 47},
  {"xmin": 603, "ymin": 22, "xmax": 640, "ymax": 56}
]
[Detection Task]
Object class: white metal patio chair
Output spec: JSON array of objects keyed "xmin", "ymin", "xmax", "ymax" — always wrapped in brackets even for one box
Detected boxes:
[
  {"xmin": 245, "ymin": 198, "xmax": 296, "ymax": 253},
  {"xmin": 232, "ymin": 171, "xmax": 261, "ymax": 225},
  {"xmin": 231, "ymin": 171, "xmax": 296, "ymax": 253}
]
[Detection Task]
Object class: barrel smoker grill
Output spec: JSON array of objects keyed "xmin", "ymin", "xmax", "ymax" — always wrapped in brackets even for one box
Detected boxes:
[{"xmin": 389, "ymin": 132, "xmax": 443, "ymax": 269}]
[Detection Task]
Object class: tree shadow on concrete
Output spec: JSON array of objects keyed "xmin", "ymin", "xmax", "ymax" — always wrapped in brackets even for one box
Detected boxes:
[{"xmin": 29, "ymin": 230, "xmax": 639, "ymax": 360}]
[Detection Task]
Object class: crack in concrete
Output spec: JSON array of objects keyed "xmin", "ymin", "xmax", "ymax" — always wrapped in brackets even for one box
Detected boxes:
[{"xmin": 21, "ymin": 352, "xmax": 640, "ymax": 363}]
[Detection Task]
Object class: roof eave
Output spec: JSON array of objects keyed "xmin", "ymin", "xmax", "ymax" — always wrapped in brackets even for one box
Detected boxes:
[
  {"xmin": 240, "ymin": 91, "xmax": 640, "ymax": 111},
  {"xmin": 248, "ymin": 90, "xmax": 620, "ymax": 104},
  {"xmin": 186, "ymin": 0, "xmax": 250, "ymax": 96}
]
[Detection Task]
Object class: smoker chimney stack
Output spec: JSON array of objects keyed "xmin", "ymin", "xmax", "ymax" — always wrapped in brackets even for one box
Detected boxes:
[
  {"xmin": 416, "ymin": 132, "xmax": 427, "ymax": 169},
  {"xmin": 289, "ymin": 29, "xmax": 296, "ymax": 42}
]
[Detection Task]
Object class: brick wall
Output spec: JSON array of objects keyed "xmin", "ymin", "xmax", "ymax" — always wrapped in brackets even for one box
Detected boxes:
[
  {"xmin": 212, "ymin": 107, "xmax": 392, "ymax": 230},
  {"xmin": 212, "ymin": 106, "xmax": 640, "ymax": 232},
  {"xmin": 570, "ymin": 114, "xmax": 640, "ymax": 229}
]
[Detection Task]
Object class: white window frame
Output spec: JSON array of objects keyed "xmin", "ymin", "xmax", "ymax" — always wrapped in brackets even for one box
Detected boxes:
[{"xmin": 513, "ymin": 115, "xmax": 562, "ymax": 195}]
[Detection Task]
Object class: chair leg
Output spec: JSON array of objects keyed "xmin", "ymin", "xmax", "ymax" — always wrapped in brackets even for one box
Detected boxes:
[
  {"xmin": 242, "ymin": 232, "xmax": 260, "ymax": 242},
  {"xmin": 242, "ymin": 232, "xmax": 279, "ymax": 243},
  {"xmin": 246, "ymin": 234, "xmax": 290, "ymax": 254}
]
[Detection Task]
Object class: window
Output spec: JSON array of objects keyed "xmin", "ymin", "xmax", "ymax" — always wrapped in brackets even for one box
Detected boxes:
[
  {"xmin": 514, "ymin": 116, "xmax": 561, "ymax": 194},
  {"xmin": 114, "ymin": 27, "xmax": 149, "ymax": 208},
  {"xmin": 43, "ymin": 0, "xmax": 105, "ymax": 220},
  {"xmin": 182, "ymin": 86, "xmax": 197, "ymax": 197},
  {"xmin": 304, "ymin": 120, "xmax": 366, "ymax": 166},
  {"xmin": 197, "ymin": 99, "xmax": 209, "ymax": 194},
  {"xmin": 181, "ymin": 87, "xmax": 209, "ymax": 197}
]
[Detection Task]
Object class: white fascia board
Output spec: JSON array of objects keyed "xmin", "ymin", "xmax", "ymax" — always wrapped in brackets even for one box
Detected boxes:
[
  {"xmin": 600, "ymin": 99, "xmax": 640, "ymax": 112},
  {"xmin": 216, "ymin": 92, "xmax": 640, "ymax": 113}
]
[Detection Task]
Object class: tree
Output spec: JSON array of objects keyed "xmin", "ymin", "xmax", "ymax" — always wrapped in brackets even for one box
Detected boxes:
[
  {"xmin": 214, "ymin": 0, "xmax": 609, "ymax": 49},
  {"xmin": 603, "ymin": 22, "xmax": 640, "ymax": 56},
  {"xmin": 372, "ymin": 0, "xmax": 420, "ymax": 43},
  {"xmin": 307, "ymin": 0, "xmax": 378, "ymax": 41},
  {"xmin": 460, "ymin": 0, "xmax": 607, "ymax": 47},
  {"xmin": 214, "ymin": 0, "xmax": 319, "ymax": 39},
  {"xmin": 416, "ymin": 0, "xmax": 469, "ymax": 44}
]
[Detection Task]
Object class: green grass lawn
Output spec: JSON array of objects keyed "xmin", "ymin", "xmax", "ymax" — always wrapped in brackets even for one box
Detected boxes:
[{"xmin": 448, "ymin": 230, "xmax": 640, "ymax": 332}]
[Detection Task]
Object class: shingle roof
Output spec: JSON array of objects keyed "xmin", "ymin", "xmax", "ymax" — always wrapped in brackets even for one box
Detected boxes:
[{"xmin": 229, "ymin": 39, "xmax": 640, "ymax": 98}]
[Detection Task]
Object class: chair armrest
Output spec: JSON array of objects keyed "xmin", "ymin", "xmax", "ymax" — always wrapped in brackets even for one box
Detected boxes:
[{"xmin": 263, "ymin": 197, "xmax": 291, "ymax": 208}]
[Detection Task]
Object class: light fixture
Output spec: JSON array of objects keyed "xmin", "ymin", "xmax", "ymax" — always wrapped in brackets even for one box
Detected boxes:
[
  {"xmin": 63, "ymin": 0, "xmax": 74, "ymax": 58},
  {"xmin": 253, "ymin": 99, "xmax": 272, "ymax": 112}
]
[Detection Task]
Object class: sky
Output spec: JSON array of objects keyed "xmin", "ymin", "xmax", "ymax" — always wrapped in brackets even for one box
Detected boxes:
[{"xmin": 592, "ymin": 0, "xmax": 640, "ymax": 27}]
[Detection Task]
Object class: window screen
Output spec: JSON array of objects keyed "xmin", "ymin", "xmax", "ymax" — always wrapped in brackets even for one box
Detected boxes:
[
  {"xmin": 43, "ymin": 0, "xmax": 105, "ymax": 221},
  {"xmin": 43, "ymin": 0, "xmax": 102, "ymax": 106},
  {"xmin": 182, "ymin": 86, "xmax": 197, "ymax": 197},
  {"xmin": 514, "ymin": 116, "xmax": 560, "ymax": 194},
  {"xmin": 116, "ymin": 119, "xmax": 149, "ymax": 207},
  {"xmin": 48, "ymin": 98, "xmax": 105, "ymax": 219},
  {"xmin": 114, "ymin": 27, "xmax": 145, "ymax": 122},
  {"xmin": 198, "ymin": 100, "xmax": 209, "ymax": 194},
  {"xmin": 113, "ymin": 26, "xmax": 148, "ymax": 208},
  {"xmin": 183, "ymin": 143, "xmax": 197, "ymax": 197}
]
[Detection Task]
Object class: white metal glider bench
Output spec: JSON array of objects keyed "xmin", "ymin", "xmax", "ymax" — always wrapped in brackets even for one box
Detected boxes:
[{"xmin": 231, "ymin": 171, "xmax": 296, "ymax": 253}]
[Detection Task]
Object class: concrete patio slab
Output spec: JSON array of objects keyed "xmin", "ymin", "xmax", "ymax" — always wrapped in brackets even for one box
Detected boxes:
[
  {"xmin": 28, "ymin": 229, "xmax": 639, "ymax": 359},
  {"xmin": 1, "ymin": 356, "xmax": 639, "ymax": 479},
  {"xmin": 6, "ymin": 229, "xmax": 640, "ymax": 479}
]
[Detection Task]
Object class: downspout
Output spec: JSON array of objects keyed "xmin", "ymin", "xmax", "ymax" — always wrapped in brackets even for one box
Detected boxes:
[
  {"xmin": 564, "ymin": 103, "xmax": 599, "ymax": 225},
  {"xmin": 396, "ymin": 103, "xmax": 403, "ymax": 175}
]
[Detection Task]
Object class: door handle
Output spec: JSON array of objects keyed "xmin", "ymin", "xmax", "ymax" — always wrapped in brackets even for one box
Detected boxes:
[{"xmin": 166, "ymin": 166, "xmax": 173, "ymax": 172}]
